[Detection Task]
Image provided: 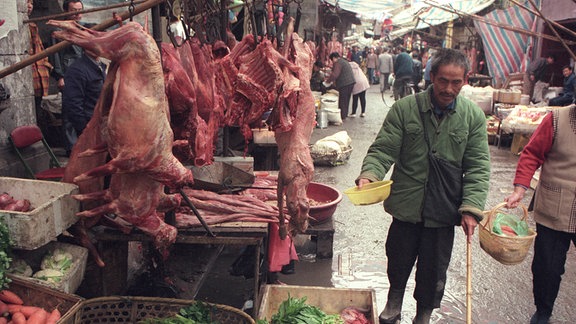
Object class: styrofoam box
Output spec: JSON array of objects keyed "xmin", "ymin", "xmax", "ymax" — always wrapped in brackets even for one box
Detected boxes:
[
  {"xmin": 0, "ymin": 177, "xmax": 80, "ymax": 250},
  {"xmin": 258, "ymin": 285, "xmax": 378, "ymax": 322},
  {"xmin": 252, "ymin": 128, "xmax": 276, "ymax": 144},
  {"xmin": 9, "ymin": 241, "xmax": 89, "ymax": 294}
]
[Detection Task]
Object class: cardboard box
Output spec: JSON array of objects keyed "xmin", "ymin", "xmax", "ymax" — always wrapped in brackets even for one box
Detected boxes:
[
  {"xmin": 10, "ymin": 241, "xmax": 89, "ymax": 294},
  {"xmin": 0, "ymin": 177, "xmax": 80, "ymax": 250},
  {"xmin": 511, "ymin": 133, "xmax": 531, "ymax": 155},
  {"xmin": 214, "ymin": 156, "xmax": 254, "ymax": 174},
  {"xmin": 258, "ymin": 285, "xmax": 378, "ymax": 322},
  {"xmin": 252, "ymin": 128, "xmax": 276, "ymax": 144}
]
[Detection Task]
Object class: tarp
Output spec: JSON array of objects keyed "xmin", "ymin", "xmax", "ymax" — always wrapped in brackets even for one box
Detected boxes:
[{"xmin": 474, "ymin": 0, "xmax": 541, "ymax": 84}]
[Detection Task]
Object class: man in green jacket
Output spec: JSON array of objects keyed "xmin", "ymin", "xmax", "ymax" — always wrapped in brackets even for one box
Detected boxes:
[{"xmin": 356, "ymin": 48, "xmax": 490, "ymax": 324}]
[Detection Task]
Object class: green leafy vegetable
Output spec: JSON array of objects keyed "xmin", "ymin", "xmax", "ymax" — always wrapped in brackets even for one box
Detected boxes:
[
  {"xmin": 138, "ymin": 301, "xmax": 218, "ymax": 324},
  {"xmin": 0, "ymin": 218, "xmax": 12, "ymax": 290},
  {"xmin": 265, "ymin": 295, "xmax": 343, "ymax": 324}
]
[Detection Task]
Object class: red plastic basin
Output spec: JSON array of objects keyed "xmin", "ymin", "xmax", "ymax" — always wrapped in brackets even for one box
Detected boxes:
[{"xmin": 307, "ymin": 182, "xmax": 342, "ymax": 224}]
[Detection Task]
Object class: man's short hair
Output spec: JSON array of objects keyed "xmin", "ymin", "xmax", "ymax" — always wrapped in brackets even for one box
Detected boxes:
[
  {"xmin": 329, "ymin": 52, "xmax": 340, "ymax": 60},
  {"xmin": 562, "ymin": 65, "xmax": 572, "ymax": 71},
  {"xmin": 547, "ymin": 54, "xmax": 556, "ymax": 62},
  {"xmin": 314, "ymin": 61, "xmax": 323, "ymax": 68},
  {"xmin": 430, "ymin": 48, "xmax": 470, "ymax": 77},
  {"xmin": 63, "ymin": 0, "xmax": 83, "ymax": 11}
]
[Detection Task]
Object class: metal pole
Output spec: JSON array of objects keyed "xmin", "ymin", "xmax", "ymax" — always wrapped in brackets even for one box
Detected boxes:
[
  {"xmin": 24, "ymin": 0, "xmax": 147, "ymax": 24},
  {"xmin": 0, "ymin": 0, "xmax": 165, "ymax": 80}
]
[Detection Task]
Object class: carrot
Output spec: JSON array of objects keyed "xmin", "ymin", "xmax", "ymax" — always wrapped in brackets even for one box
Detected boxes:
[
  {"xmin": 25, "ymin": 308, "xmax": 48, "ymax": 324},
  {"xmin": 19, "ymin": 306, "xmax": 44, "ymax": 319},
  {"xmin": 0, "ymin": 301, "xmax": 7, "ymax": 315},
  {"xmin": 6, "ymin": 304, "xmax": 22, "ymax": 313},
  {"xmin": 10, "ymin": 312, "xmax": 26, "ymax": 324},
  {"xmin": 0, "ymin": 290, "xmax": 23, "ymax": 305},
  {"xmin": 45, "ymin": 308, "xmax": 61, "ymax": 324}
]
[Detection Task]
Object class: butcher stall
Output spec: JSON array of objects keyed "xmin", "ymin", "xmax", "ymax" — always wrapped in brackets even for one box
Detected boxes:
[{"xmin": 0, "ymin": 0, "xmax": 353, "ymax": 322}]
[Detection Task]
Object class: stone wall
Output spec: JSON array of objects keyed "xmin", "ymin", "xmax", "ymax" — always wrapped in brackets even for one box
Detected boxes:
[{"xmin": 0, "ymin": 0, "xmax": 41, "ymax": 178}]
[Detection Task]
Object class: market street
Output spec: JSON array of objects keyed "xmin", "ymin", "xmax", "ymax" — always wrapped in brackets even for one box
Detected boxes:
[{"xmin": 268, "ymin": 84, "xmax": 576, "ymax": 324}]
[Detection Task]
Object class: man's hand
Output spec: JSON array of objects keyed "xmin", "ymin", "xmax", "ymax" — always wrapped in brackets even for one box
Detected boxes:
[
  {"xmin": 461, "ymin": 213, "xmax": 478, "ymax": 243},
  {"xmin": 58, "ymin": 78, "xmax": 65, "ymax": 90},
  {"xmin": 357, "ymin": 178, "xmax": 371, "ymax": 190}
]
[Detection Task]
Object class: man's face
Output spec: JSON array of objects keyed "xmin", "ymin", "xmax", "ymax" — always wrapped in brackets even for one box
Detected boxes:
[
  {"xmin": 546, "ymin": 57, "xmax": 554, "ymax": 65},
  {"xmin": 562, "ymin": 67, "xmax": 572, "ymax": 77},
  {"xmin": 27, "ymin": 0, "xmax": 33, "ymax": 16},
  {"xmin": 67, "ymin": 1, "xmax": 83, "ymax": 22},
  {"xmin": 430, "ymin": 63, "xmax": 466, "ymax": 107}
]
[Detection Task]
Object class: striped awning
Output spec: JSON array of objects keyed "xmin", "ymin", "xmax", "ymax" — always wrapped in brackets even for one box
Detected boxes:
[{"xmin": 474, "ymin": 0, "xmax": 541, "ymax": 84}]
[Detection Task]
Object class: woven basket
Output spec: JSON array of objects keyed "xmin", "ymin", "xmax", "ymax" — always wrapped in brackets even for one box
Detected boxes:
[
  {"xmin": 479, "ymin": 202, "xmax": 537, "ymax": 265},
  {"xmin": 58, "ymin": 296, "xmax": 255, "ymax": 324}
]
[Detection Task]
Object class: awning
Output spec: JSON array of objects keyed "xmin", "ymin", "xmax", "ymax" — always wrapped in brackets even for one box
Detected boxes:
[
  {"xmin": 391, "ymin": 0, "xmax": 495, "ymax": 32},
  {"xmin": 474, "ymin": 0, "xmax": 542, "ymax": 84}
]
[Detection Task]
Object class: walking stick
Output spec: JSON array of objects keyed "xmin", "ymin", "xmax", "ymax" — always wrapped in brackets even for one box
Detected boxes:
[{"xmin": 466, "ymin": 238, "xmax": 472, "ymax": 324}]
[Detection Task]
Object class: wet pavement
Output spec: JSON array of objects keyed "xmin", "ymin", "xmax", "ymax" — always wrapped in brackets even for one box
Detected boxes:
[{"xmin": 268, "ymin": 84, "xmax": 576, "ymax": 324}]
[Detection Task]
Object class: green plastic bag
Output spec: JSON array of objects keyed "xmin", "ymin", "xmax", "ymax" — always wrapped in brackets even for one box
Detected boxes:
[{"xmin": 492, "ymin": 212, "xmax": 529, "ymax": 237}]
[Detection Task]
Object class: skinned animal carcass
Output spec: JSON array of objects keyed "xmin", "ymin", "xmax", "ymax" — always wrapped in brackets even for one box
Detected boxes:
[{"xmin": 49, "ymin": 20, "xmax": 194, "ymax": 265}]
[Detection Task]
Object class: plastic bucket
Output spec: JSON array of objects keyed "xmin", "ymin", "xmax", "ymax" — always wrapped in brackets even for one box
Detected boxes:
[{"xmin": 317, "ymin": 110, "xmax": 328, "ymax": 128}]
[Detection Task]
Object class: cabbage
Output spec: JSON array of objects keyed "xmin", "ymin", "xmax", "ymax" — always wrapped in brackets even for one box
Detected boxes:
[
  {"xmin": 8, "ymin": 259, "xmax": 32, "ymax": 277},
  {"xmin": 33, "ymin": 269, "xmax": 64, "ymax": 283},
  {"xmin": 40, "ymin": 248, "xmax": 73, "ymax": 272}
]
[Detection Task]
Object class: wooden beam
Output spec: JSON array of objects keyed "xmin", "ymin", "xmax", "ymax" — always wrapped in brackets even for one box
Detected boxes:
[{"xmin": 0, "ymin": 0, "xmax": 165, "ymax": 80}]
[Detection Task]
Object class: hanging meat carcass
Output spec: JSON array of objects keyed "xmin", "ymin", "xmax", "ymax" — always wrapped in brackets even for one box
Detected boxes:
[
  {"xmin": 269, "ymin": 21, "xmax": 316, "ymax": 239},
  {"xmin": 49, "ymin": 20, "xmax": 194, "ymax": 264}
]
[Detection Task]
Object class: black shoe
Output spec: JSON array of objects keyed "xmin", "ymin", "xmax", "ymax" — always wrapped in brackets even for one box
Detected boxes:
[
  {"xmin": 379, "ymin": 313, "xmax": 400, "ymax": 324},
  {"xmin": 281, "ymin": 260, "xmax": 295, "ymax": 275},
  {"xmin": 530, "ymin": 311, "xmax": 551, "ymax": 324}
]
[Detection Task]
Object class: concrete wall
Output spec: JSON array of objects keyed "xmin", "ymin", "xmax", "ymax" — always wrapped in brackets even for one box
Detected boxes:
[{"xmin": 0, "ymin": 0, "xmax": 42, "ymax": 178}]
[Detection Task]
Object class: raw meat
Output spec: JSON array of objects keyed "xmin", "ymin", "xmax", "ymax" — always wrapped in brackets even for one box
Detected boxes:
[
  {"xmin": 271, "ymin": 20, "xmax": 316, "ymax": 239},
  {"xmin": 49, "ymin": 20, "xmax": 193, "ymax": 262}
]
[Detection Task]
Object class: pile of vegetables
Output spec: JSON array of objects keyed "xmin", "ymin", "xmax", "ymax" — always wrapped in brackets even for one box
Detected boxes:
[
  {"xmin": 257, "ymin": 296, "xmax": 344, "ymax": 324},
  {"xmin": 8, "ymin": 248, "xmax": 75, "ymax": 287},
  {"xmin": 139, "ymin": 302, "xmax": 219, "ymax": 323},
  {"xmin": 0, "ymin": 288, "xmax": 61, "ymax": 323},
  {"xmin": 0, "ymin": 219, "xmax": 12, "ymax": 291},
  {"xmin": 257, "ymin": 296, "xmax": 371, "ymax": 324}
]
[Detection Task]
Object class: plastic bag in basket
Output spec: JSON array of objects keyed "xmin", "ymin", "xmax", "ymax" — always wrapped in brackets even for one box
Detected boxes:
[{"xmin": 492, "ymin": 212, "xmax": 529, "ymax": 237}]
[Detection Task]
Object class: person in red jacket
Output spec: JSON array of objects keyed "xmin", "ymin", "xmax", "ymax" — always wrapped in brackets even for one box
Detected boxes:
[{"xmin": 505, "ymin": 105, "xmax": 576, "ymax": 324}]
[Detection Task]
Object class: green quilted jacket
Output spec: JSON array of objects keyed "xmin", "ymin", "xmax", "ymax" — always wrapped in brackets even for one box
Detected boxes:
[{"xmin": 357, "ymin": 87, "xmax": 491, "ymax": 227}]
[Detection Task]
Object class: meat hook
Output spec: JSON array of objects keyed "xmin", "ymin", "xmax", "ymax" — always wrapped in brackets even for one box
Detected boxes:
[{"xmin": 179, "ymin": 189, "xmax": 216, "ymax": 237}]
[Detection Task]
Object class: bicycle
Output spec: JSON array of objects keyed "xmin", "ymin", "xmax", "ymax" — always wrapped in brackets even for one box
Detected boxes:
[
  {"xmin": 393, "ymin": 77, "xmax": 415, "ymax": 101},
  {"xmin": 381, "ymin": 76, "xmax": 415, "ymax": 107}
]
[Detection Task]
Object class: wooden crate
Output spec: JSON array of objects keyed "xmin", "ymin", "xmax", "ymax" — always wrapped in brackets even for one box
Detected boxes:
[{"xmin": 257, "ymin": 285, "xmax": 378, "ymax": 322}]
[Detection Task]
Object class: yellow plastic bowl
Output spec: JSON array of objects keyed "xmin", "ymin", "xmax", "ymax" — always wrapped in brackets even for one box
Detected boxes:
[{"xmin": 344, "ymin": 180, "xmax": 393, "ymax": 206}]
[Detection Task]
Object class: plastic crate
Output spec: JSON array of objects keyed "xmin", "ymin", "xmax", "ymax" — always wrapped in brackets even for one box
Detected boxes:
[
  {"xmin": 9, "ymin": 241, "xmax": 88, "ymax": 294},
  {"xmin": 0, "ymin": 177, "xmax": 80, "ymax": 250}
]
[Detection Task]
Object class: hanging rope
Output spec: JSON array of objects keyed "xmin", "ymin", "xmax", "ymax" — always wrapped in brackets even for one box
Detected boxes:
[{"xmin": 129, "ymin": 0, "xmax": 136, "ymax": 21}]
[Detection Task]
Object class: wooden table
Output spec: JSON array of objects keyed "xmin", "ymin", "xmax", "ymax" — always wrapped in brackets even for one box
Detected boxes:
[{"xmin": 91, "ymin": 221, "xmax": 268, "ymax": 312}]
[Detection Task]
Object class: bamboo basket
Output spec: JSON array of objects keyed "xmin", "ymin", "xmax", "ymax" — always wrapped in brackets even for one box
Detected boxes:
[
  {"xmin": 479, "ymin": 202, "xmax": 537, "ymax": 265},
  {"xmin": 58, "ymin": 296, "xmax": 255, "ymax": 324}
]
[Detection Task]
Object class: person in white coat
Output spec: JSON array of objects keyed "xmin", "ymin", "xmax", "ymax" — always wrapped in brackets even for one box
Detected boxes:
[{"xmin": 349, "ymin": 61, "xmax": 370, "ymax": 117}]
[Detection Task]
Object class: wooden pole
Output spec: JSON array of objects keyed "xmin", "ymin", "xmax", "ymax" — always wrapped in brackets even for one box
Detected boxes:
[
  {"xmin": 0, "ymin": 0, "xmax": 165, "ymax": 80},
  {"xmin": 467, "ymin": 239, "xmax": 472, "ymax": 324},
  {"xmin": 509, "ymin": 0, "xmax": 576, "ymax": 40},
  {"xmin": 23, "ymin": 0, "xmax": 147, "ymax": 24},
  {"xmin": 421, "ymin": 0, "xmax": 576, "ymax": 46},
  {"xmin": 525, "ymin": 0, "xmax": 576, "ymax": 62}
]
